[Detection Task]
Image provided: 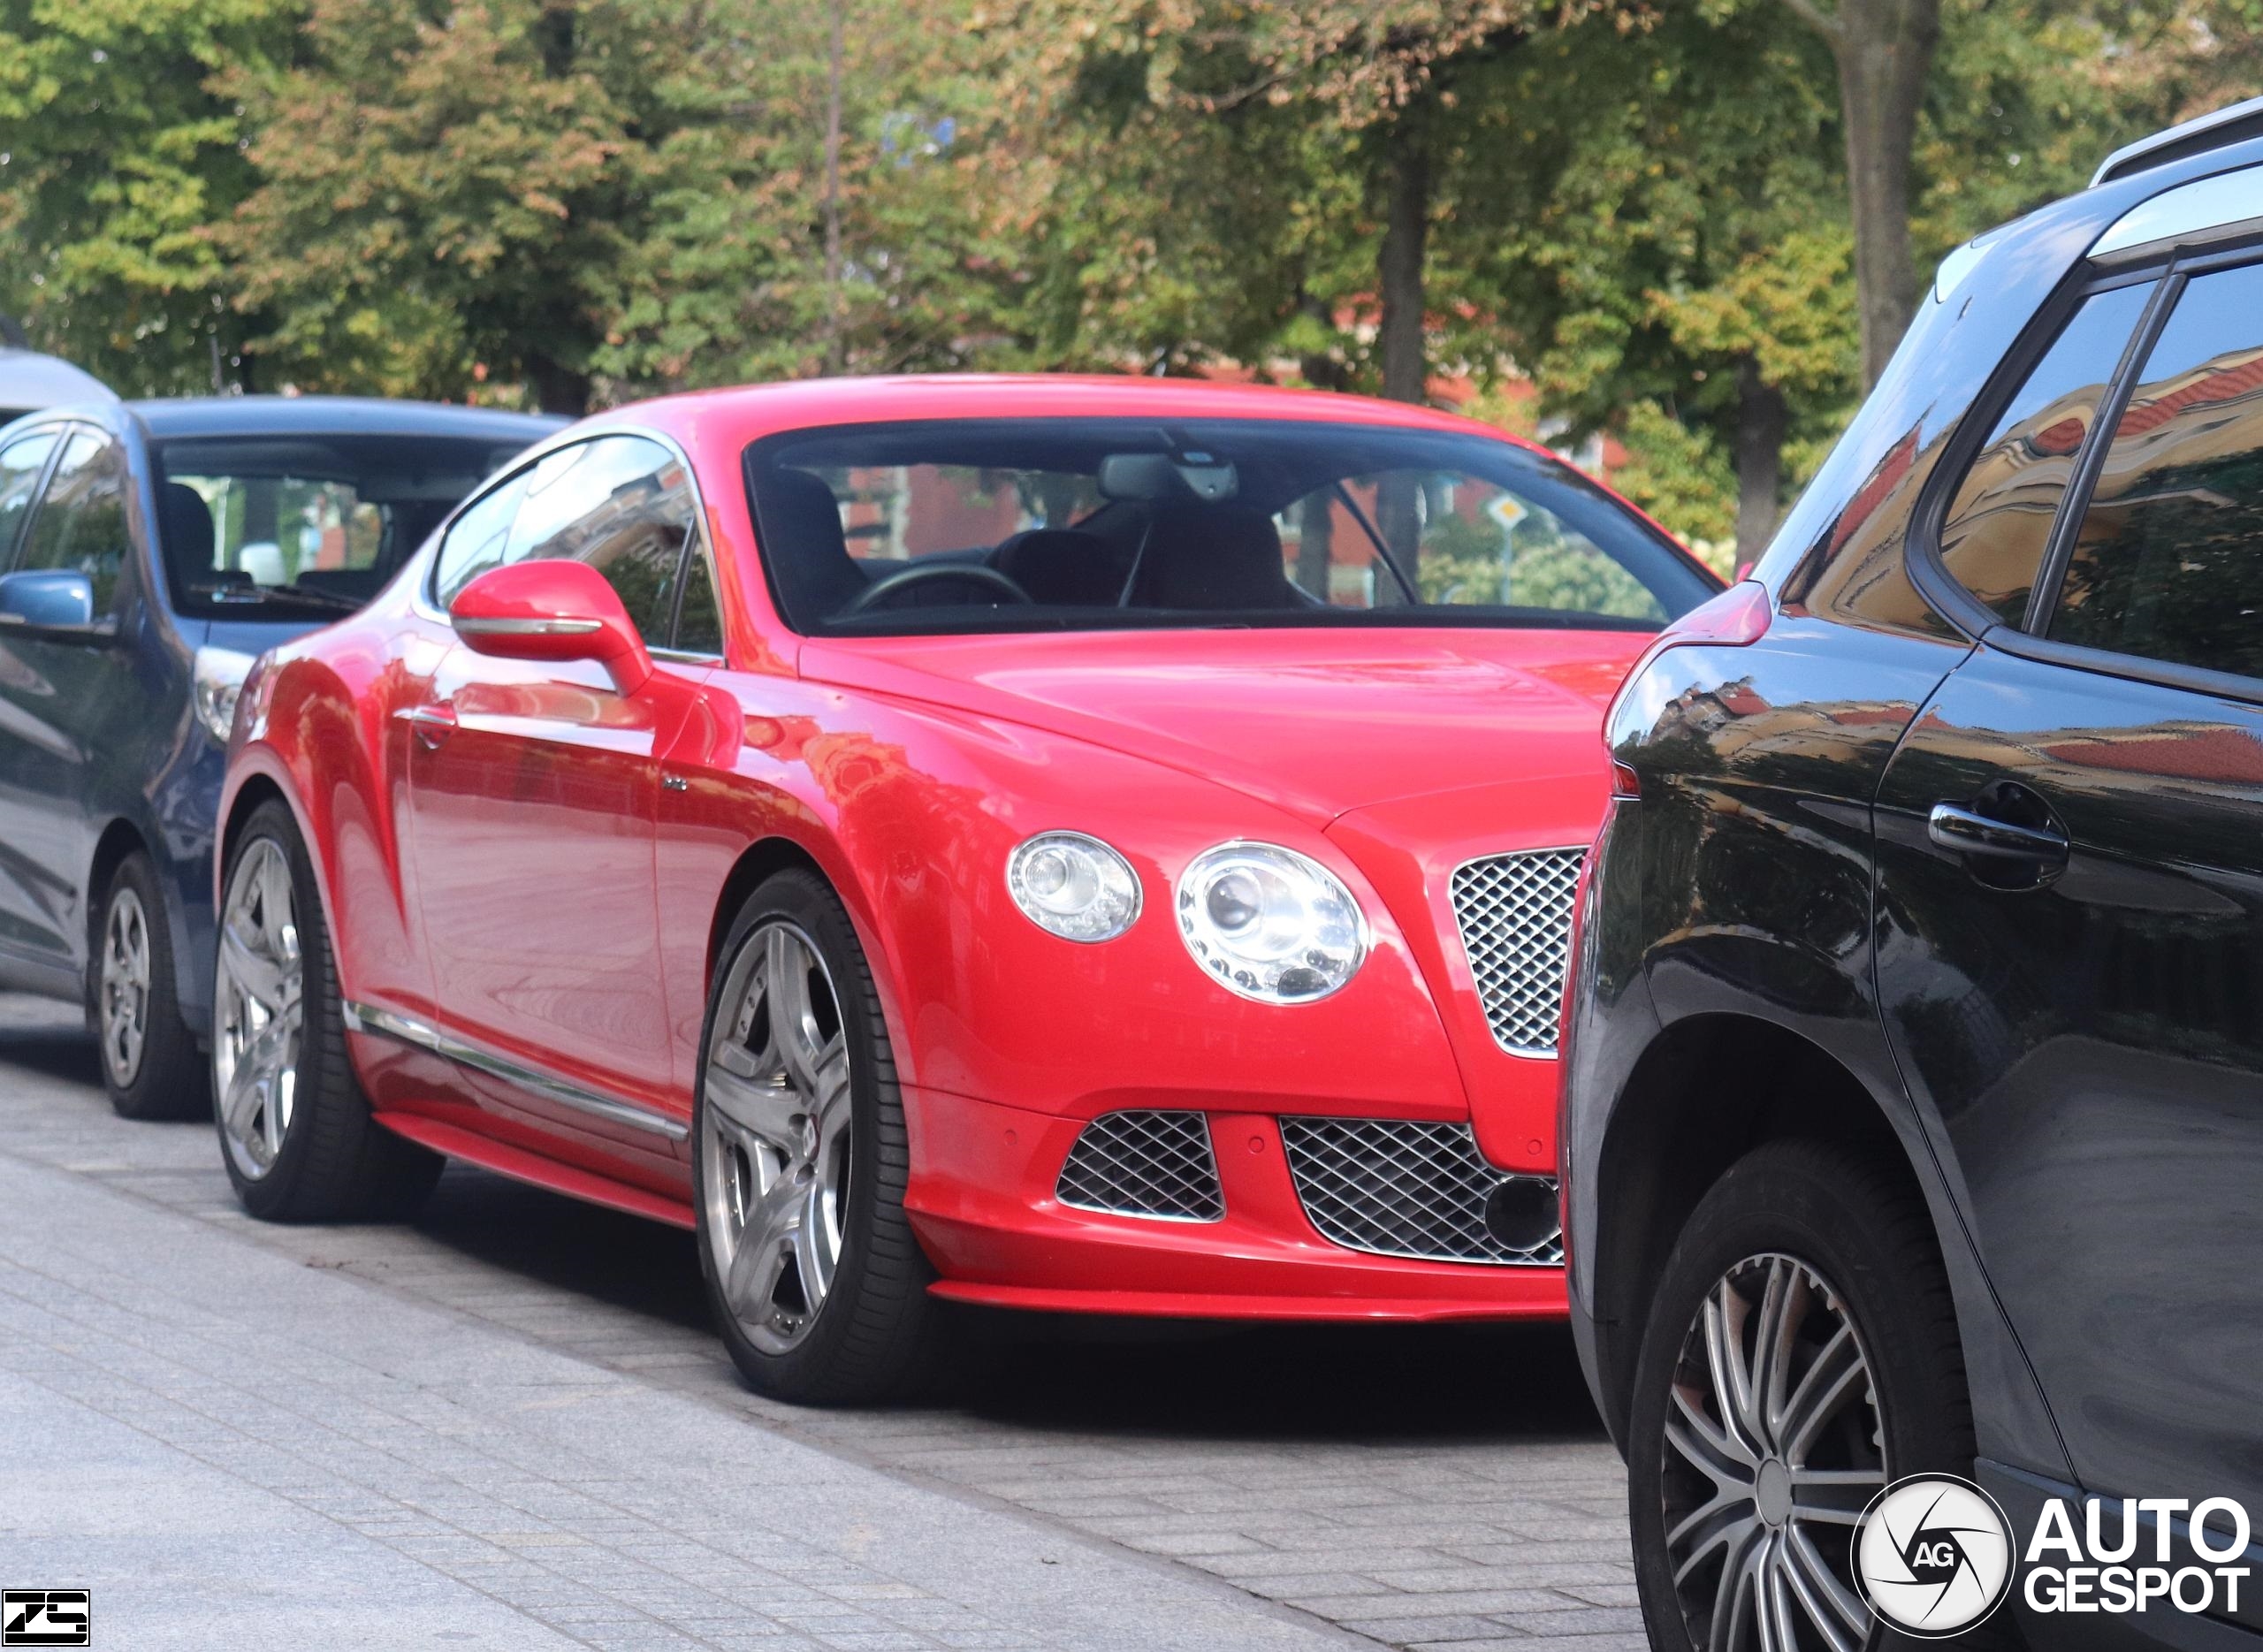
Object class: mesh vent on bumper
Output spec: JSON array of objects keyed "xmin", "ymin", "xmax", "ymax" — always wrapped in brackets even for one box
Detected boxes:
[
  {"xmin": 1279, "ymin": 1117, "xmax": 1562, "ymax": 1266},
  {"xmin": 1450, "ymin": 848, "xmax": 1584, "ymax": 1055},
  {"xmin": 1055, "ymin": 1110, "xmax": 1223, "ymax": 1222}
]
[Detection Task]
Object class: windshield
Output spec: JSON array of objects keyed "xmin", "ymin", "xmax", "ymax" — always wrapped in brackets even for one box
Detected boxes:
[
  {"xmin": 155, "ymin": 433, "xmax": 534, "ymax": 619},
  {"xmin": 745, "ymin": 417, "xmax": 1715, "ymax": 637}
]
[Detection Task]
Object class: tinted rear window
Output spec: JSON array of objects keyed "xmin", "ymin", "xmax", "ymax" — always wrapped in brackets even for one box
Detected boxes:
[{"xmin": 155, "ymin": 433, "xmax": 532, "ymax": 620}]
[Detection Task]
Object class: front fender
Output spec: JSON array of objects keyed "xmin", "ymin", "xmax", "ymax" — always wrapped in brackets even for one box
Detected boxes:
[{"xmin": 670, "ymin": 675, "xmax": 1472, "ymax": 1125}]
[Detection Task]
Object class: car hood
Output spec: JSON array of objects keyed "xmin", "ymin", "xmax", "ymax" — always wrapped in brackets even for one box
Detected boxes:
[{"xmin": 796, "ymin": 626, "xmax": 1650, "ymax": 826}]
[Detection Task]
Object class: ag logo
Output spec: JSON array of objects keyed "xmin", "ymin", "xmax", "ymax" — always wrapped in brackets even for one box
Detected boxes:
[{"xmin": 1854, "ymin": 1475, "xmax": 2014, "ymax": 1636}]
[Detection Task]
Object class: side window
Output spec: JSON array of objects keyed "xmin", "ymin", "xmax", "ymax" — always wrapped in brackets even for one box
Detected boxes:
[
  {"xmin": 1937, "ymin": 283, "xmax": 2153, "ymax": 624},
  {"xmin": 674, "ymin": 549, "xmax": 724, "ymax": 656},
  {"xmin": 2050, "ymin": 262, "xmax": 2263, "ymax": 676},
  {"xmin": 0, "ymin": 431, "xmax": 59, "ymax": 568},
  {"xmin": 504, "ymin": 435, "xmax": 697, "ymax": 647},
  {"xmin": 18, "ymin": 430, "xmax": 131, "ymax": 612},
  {"xmin": 433, "ymin": 469, "xmax": 532, "ymax": 608}
]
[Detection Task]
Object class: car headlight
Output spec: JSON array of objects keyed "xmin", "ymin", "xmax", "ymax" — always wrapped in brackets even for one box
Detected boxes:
[
  {"xmin": 1006, "ymin": 831, "xmax": 1141, "ymax": 941},
  {"xmin": 1176, "ymin": 841, "xmax": 1368, "ymax": 1003},
  {"xmin": 193, "ymin": 646, "xmax": 256, "ymax": 744}
]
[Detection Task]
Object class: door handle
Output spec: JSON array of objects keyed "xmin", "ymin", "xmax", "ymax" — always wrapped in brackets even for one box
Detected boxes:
[
  {"xmin": 1926, "ymin": 803, "xmax": 2069, "ymax": 862},
  {"xmin": 397, "ymin": 702, "xmax": 458, "ymax": 750}
]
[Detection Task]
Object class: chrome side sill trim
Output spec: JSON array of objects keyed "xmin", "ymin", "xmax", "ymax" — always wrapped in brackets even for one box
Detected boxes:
[{"xmin": 343, "ymin": 1000, "xmax": 689, "ymax": 1141}]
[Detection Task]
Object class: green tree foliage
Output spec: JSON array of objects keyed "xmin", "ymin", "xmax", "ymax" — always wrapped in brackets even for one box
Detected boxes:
[
  {"xmin": 0, "ymin": 0, "xmax": 298, "ymax": 393},
  {"xmin": 0, "ymin": 0, "xmax": 2250, "ymax": 466},
  {"xmin": 598, "ymin": 0, "xmax": 1018, "ymax": 387},
  {"xmin": 223, "ymin": 0, "xmax": 671, "ymax": 411}
]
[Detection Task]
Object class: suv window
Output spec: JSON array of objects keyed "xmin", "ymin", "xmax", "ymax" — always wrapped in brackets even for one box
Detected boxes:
[
  {"xmin": 504, "ymin": 436, "xmax": 701, "ymax": 648},
  {"xmin": 1938, "ymin": 283, "xmax": 2153, "ymax": 624},
  {"xmin": 2050, "ymin": 261, "xmax": 2263, "ymax": 676},
  {"xmin": 18, "ymin": 430, "xmax": 130, "ymax": 612},
  {"xmin": 0, "ymin": 430, "xmax": 59, "ymax": 567}
]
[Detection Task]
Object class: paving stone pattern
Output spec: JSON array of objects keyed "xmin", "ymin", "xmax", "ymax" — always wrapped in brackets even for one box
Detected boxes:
[{"xmin": 0, "ymin": 997, "xmax": 1643, "ymax": 1650}]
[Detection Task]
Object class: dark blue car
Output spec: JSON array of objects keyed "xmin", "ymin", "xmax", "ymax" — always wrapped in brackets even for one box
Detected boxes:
[{"xmin": 0, "ymin": 396, "xmax": 560, "ymax": 1117}]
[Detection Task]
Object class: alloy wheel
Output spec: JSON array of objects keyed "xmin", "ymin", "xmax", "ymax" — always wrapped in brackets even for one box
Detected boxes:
[
  {"xmin": 1660, "ymin": 1252, "xmax": 1886, "ymax": 1652},
  {"xmin": 702, "ymin": 920, "xmax": 853, "ymax": 1355},
  {"xmin": 98, "ymin": 886, "xmax": 152, "ymax": 1087},
  {"xmin": 214, "ymin": 838, "xmax": 305, "ymax": 1180}
]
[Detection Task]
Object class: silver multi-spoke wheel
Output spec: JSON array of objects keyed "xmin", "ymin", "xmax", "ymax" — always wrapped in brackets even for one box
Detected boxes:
[
  {"xmin": 98, "ymin": 885, "xmax": 152, "ymax": 1087},
  {"xmin": 1661, "ymin": 1252, "xmax": 1885, "ymax": 1652},
  {"xmin": 214, "ymin": 838, "xmax": 305, "ymax": 1180},
  {"xmin": 702, "ymin": 920, "xmax": 853, "ymax": 1356}
]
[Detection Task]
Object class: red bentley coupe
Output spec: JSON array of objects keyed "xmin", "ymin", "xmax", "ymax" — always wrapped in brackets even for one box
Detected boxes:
[{"xmin": 214, "ymin": 376, "xmax": 1718, "ymax": 1402}]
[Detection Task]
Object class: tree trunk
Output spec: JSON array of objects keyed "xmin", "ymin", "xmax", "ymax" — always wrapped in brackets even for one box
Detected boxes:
[
  {"xmin": 1377, "ymin": 121, "xmax": 1430, "ymax": 407},
  {"xmin": 527, "ymin": 357, "xmax": 591, "ymax": 416},
  {"xmin": 1733, "ymin": 356, "xmax": 1787, "ymax": 568},
  {"xmin": 1794, "ymin": 0, "xmax": 1941, "ymax": 389}
]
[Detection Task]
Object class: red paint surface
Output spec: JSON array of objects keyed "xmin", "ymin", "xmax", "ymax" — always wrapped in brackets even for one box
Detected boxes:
[{"xmin": 222, "ymin": 375, "xmax": 1695, "ymax": 1321}]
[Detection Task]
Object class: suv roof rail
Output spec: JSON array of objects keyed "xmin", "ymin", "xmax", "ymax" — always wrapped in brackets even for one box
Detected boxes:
[{"xmin": 2094, "ymin": 95, "xmax": 2263, "ymax": 188}]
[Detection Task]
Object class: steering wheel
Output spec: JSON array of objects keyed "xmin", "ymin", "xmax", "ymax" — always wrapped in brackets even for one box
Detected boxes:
[{"xmin": 842, "ymin": 562, "xmax": 1035, "ymax": 615}]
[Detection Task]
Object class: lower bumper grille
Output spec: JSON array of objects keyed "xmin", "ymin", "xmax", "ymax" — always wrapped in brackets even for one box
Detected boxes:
[
  {"xmin": 1279, "ymin": 1117, "xmax": 1562, "ymax": 1266},
  {"xmin": 1056, "ymin": 1109, "xmax": 1223, "ymax": 1222}
]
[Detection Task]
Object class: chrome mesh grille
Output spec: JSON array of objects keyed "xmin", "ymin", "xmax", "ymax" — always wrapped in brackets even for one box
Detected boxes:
[
  {"xmin": 1279, "ymin": 1117, "xmax": 1562, "ymax": 1266},
  {"xmin": 1056, "ymin": 1110, "xmax": 1223, "ymax": 1222},
  {"xmin": 1451, "ymin": 848, "xmax": 1584, "ymax": 1055}
]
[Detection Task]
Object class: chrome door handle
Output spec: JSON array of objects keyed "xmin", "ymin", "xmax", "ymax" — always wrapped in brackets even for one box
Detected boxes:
[
  {"xmin": 397, "ymin": 703, "xmax": 458, "ymax": 750},
  {"xmin": 1926, "ymin": 803, "xmax": 2069, "ymax": 861}
]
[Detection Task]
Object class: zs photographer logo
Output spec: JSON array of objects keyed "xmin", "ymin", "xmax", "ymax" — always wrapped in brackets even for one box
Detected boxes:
[
  {"xmin": 2, "ymin": 1591, "xmax": 89, "ymax": 1648},
  {"xmin": 1854, "ymin": 1476, "xmax": 2015, "ymax": 1636}
]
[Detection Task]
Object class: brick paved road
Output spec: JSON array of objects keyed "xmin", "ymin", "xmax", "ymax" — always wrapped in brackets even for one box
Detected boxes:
[{"xmin": 0, "ymin": 997, "xmax": 1642, "ymax": 1650}]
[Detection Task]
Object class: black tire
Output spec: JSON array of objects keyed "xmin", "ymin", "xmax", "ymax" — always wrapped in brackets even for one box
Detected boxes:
[
  {"xmin": 214, "ymin": 800, "xmax": 441, "ymax": 1222},
  {"xmin": 92, "ymin": 850, "xmax": 209, "ymax": 1120},
  {"xmin": 693, "ymin": 869, "xmax": 943, "ymax": 1405},
  {"xmin": 1627, "ymin": 1138, "xmax": 1985, "ymax": 1652}
]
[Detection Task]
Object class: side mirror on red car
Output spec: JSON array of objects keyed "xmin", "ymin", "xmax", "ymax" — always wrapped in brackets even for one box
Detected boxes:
[{"xmin": 448, "ymin": 560, "xmax": 651, "ymax": 694}]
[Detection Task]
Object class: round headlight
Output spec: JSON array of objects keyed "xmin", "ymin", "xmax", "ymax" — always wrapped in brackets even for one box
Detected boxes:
[
  {"xmin": 1006, "ymin": 832, "xmax": 1141, "ymax": 942},
  {"xmin": 1175, "ymin": 841, "xmax": 1368, "ymax": 1003}
]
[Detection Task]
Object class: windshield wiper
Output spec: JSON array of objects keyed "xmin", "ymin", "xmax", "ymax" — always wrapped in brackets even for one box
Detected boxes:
[{"xmin": 194, "ymin": 582, "xmax": 362, "ymax": 614}]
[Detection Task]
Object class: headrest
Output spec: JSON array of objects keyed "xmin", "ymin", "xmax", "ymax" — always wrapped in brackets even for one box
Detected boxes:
[
  {"xmin": 1131, "ymin": 504, "xmax": 1296, "ymax": 611},
  {"xmin": 990, "ymin": 528, "xmax": 1129, "ymax": 606},
  {"xmin": 755, "ymin": 468, "xmax": 865, "ymax": 624},
  {"xmin": 159, "ymin": 482, "xmax": 215, "ymax": 570}
]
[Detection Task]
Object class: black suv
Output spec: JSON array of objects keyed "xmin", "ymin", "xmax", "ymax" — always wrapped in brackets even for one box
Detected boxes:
[{"xmin": 1564, "ymin": 101, "xmax": 2263, "ymax": 1649}]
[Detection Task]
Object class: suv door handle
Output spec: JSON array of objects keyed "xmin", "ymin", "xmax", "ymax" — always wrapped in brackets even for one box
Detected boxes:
[
  {"xmin": 397, "ymin": 702, "xmax": 458, "ymax": 750},
  {"xmin": 1926, "ymin": 803, "xmax": 2069, "ymax": 862}
]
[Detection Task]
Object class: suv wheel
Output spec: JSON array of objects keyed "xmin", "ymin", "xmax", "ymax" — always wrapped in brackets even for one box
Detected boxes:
[
  {"xmin": 1627, "ymin": 1139, "xmax": 1976, "ymax": 1651},
  {"xmin": 694, "ymin": 870, "xmax": 941, "ymax": 1405},
  {"xmin": 95, "ymin": 851, "xmax": 207, "ymax": 1119},
  {"xmin": 213, "ymin": 800, "xmax": 441, "ymax": 1221}
]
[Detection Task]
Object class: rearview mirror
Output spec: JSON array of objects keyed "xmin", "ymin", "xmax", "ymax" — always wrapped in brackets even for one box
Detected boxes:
[
  {"xmin": 449, "ymin": 560, "xmax": 651, "ymax": 694},
  {"xmin": 0, "ymin": 568, "xmax": 97, "ymax": 629},
  {"xmin": 1096, "ymin": 452, "xmax": 1238, "ymax": 503}
]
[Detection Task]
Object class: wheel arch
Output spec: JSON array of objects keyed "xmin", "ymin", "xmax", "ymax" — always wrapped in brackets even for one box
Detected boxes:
[
  {"xmin": 83, "ymin": 816, "xmax": 153, "ymax": 968},
  {"xmin": 217, "ymin": 771, "xmax": 293, "ymax": 888},
  {"xmin": 704, "ymin": 835, "xmax": 833, "ymax": 988},
  {"xmin": 1589, "ymin": 1011, "xmax": 1932, "ymax": 1442},
  {"xmin": 699, "ymin": 832, "xmax": 918, "ymax": 1084}
]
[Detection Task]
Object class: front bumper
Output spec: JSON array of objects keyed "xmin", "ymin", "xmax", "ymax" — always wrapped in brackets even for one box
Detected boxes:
[{"xmin": 902, "ymin": 1086, "xmax": 1567, "ymax": 1321}]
